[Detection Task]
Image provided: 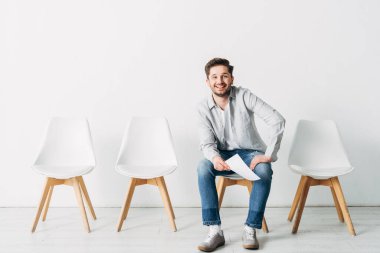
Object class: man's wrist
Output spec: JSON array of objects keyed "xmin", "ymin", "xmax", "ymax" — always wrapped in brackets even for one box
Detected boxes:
[
  {"xmin": 212, "ymin": 155, "xmax": 221, "ymax": 160},
  {"xmin": 255, "ymin": 155, "xmax": 272, "ymax": 163}
]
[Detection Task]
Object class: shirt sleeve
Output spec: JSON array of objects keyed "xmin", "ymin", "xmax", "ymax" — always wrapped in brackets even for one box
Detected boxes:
[
  {"xmin": 197, "ymin": 107, "xmax": 220, "ymax": 162},
  {"xmin": 243, "ymin": 90, "xmax": 286, "ymax": 162}
]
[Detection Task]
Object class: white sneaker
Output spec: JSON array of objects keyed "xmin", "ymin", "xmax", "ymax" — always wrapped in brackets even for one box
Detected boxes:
[
  {"xmin": 198, "ymin": 227, "xmax": 225, "ymax": 252},
  {"xmin": 242, "ymin": 226, "xmax": 259, "ymax": 249}
]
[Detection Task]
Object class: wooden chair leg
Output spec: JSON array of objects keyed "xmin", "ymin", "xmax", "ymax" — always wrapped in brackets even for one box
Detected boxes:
[
  {"xmin": 217, "ymin": 177, "xmax": 227, "ymax": 210},
  {"xmin": 72, "ymin": 178, "xmax": 90, "ymax": 233},
  {"xmin": 292, "ymin": 177, "xmax": 311, "ymax": 234},
  {"xmin": 330, "ymin": 185, "xmax": 344, "ymax": 223},
  {"xmin": 77, "ymin": 176, "xmax": 97, "ymax": 220},
  {"xmin": 158, "ymin": 177, "xmax": 175, "ymax": 219},
  {"xmin": 42, "ymin": 185, "xmax": 54, "ymax": 222},
  {"xmin": 262, "ymin": 216, "xmax": 269, "ymax": 233},
  {"xmin": 31, "ymin": 178, "xmax": 51, "ymax": 232},
  {"xmin": 288, "ymin": 176, "xmax": 307, "ymax": 222},
  {"xmin": 156, "ymin": 177, "xmax": 177, "ymax": 232},
  {"xmin": 330, "ymin": 177, "xmax": 356, "ymax": 236},
  {"xmin": 117, "ymin": 178, "xmax": 137, "ymax": 232},
  {"xmin": 245, "ymin": 180, "xmax": 253, "ymax": 193}
]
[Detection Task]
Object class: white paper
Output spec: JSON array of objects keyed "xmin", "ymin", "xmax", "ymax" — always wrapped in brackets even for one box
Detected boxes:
[{"xmin": 225, "ymin": 154, "xmax": 261, "ymax": 181}]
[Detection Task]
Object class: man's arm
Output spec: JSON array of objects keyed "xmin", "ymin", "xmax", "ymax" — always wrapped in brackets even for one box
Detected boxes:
[
  {"xmin": 197, "ymin": 107, "xmax": 230, "ymax": 171},
  {"xmin": 198, "ymin": 108, "xmax": 219, "ymax": 161},
  {"xmin": 243, "ymin": 90, "xmax": 286, "ymax": 163}
]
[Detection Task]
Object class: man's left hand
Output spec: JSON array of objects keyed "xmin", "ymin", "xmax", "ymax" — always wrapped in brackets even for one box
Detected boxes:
[{"xmin": 250, "ymin": 155, "xmax": 272, "ymax": 170}]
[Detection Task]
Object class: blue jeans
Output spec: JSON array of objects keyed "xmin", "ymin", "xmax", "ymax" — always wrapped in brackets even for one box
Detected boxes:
[{"xmin": 197, "ymin": 149, "xmax": 273, "ymax": 229}]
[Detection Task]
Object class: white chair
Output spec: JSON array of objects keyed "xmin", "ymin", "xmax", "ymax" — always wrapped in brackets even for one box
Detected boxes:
[
  {"xmin": 31, "ymin": 118, "xmax": 96, "ymax": 233},
  {"xmin": 288, "ymin": 120, "xmax": 356, "ymax": 235},
  {"xmin": 217, "ymin": 174, "xmax": 269, "ymax": 233},
  {"xmin": 116, "ymin": 117, "xmax": 177, "ymax": 232}
]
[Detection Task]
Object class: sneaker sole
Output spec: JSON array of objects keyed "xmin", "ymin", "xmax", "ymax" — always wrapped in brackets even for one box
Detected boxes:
[
  {"xmin": 198, "ymin": 241, "xmax": 225, "ymax": 252},
  {"xmin": 243, "ymin": 244, "xmax": 259, "ymax": 250}
]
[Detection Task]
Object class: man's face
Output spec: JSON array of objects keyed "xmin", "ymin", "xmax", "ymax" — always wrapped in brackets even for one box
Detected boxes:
[{"xmin": 206, "ymin": 65, "xmax": 234, "ymax": 98}]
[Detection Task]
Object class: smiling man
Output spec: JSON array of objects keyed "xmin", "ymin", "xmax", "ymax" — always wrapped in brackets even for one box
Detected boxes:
[{"xmin": 197, "ymin": 58, "xmax": 285, "ymax": 252}]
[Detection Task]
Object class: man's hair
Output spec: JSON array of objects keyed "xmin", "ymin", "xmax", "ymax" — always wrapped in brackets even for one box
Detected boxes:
[{"xmin": 205, "ymin": 58, "xmax": 234, "ymax": 78}]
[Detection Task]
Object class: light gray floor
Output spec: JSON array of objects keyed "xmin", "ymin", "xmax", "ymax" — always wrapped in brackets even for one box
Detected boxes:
[{"xmin": 0, "ymin": 207, "xmax": 379, "ymax": 253}]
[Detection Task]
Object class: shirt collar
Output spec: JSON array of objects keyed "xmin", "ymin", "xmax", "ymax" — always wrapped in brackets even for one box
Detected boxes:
[{"xmin": 207, "ymin": 86, "xmax": 236, "ymax": 109}]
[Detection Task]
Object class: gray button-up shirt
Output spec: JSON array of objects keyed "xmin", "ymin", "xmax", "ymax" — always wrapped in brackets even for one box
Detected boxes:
[{"xmin": 197, "ymin": 86, "xmax": 285, "ymax": 162}]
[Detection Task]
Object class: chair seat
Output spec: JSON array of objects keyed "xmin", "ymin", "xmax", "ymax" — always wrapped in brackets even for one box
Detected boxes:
[
  {"xmin": 33, "ymin": 165, "xmax": 94, "ymax": 179},
  {"xmin": 115, "ymin": 165, "xmax": 177, "ymax": 179},
  {"xmin": 223, "ymin": 173, "xmax": 245, "ymax": 180},
  {"xmin": 289, "ymin": 165, "xmax": 354, "ymax": 179}
]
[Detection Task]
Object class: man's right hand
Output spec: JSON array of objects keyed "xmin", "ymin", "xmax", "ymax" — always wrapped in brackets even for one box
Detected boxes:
[{"xmin": 212, "ymin": 156, "xmax": 230, "ymax": 171}]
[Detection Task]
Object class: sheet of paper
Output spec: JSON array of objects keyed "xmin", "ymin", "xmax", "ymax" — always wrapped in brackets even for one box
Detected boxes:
[{"xmin": 225, "ymin": 154, "xmax": 261, "ymax": 181}]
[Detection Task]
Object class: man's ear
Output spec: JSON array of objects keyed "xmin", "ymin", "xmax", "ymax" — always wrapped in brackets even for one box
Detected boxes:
[
  {"xmin": 231, "ymin": 76, "xmax": 234, "ymax": 85},
  {"xmin": 206, "ymin": 78, "xmax": 210, "ymax": 87}
]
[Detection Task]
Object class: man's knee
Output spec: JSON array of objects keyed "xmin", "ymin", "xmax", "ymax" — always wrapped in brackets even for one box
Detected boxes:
[
  {"xmin": 254, "ymin": 163, "xmax": 273, "ymax": 182},
  {"xmin": 197, "ymin": 159, "xmax": 214, "ymax": 178}
]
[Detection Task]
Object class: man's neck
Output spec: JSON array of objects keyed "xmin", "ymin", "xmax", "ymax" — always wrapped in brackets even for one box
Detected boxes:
[{"xmin": 212, "ymin": 94, "xmax": 229, "ymax": 110}]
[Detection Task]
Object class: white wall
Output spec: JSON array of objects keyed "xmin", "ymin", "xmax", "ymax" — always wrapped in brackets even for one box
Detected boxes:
[{"xmin": 1, "ymin": 0, "xmax": 379, "ymax": 207}]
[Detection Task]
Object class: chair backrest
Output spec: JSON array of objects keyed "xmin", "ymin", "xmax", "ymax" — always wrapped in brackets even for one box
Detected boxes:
[
  {"xmin": 33, "ymin": 117, "xmax": 96, "ymax": 167},
  {"xmin": 116, "ymin": 117, "xmax": 178, "ymax": 167},
  {"xmin": 288, "ymin": 120, "xmax": 352, "ymax": 170}
]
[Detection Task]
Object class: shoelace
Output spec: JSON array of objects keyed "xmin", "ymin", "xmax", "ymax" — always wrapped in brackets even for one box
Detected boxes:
[
  {"xmin": 205, "ymin": 228, "xmax": 220, "ymax": 243},
  {"xmin": 244, "ymin": 227, "xmax": 255, "ymax": 240}
]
